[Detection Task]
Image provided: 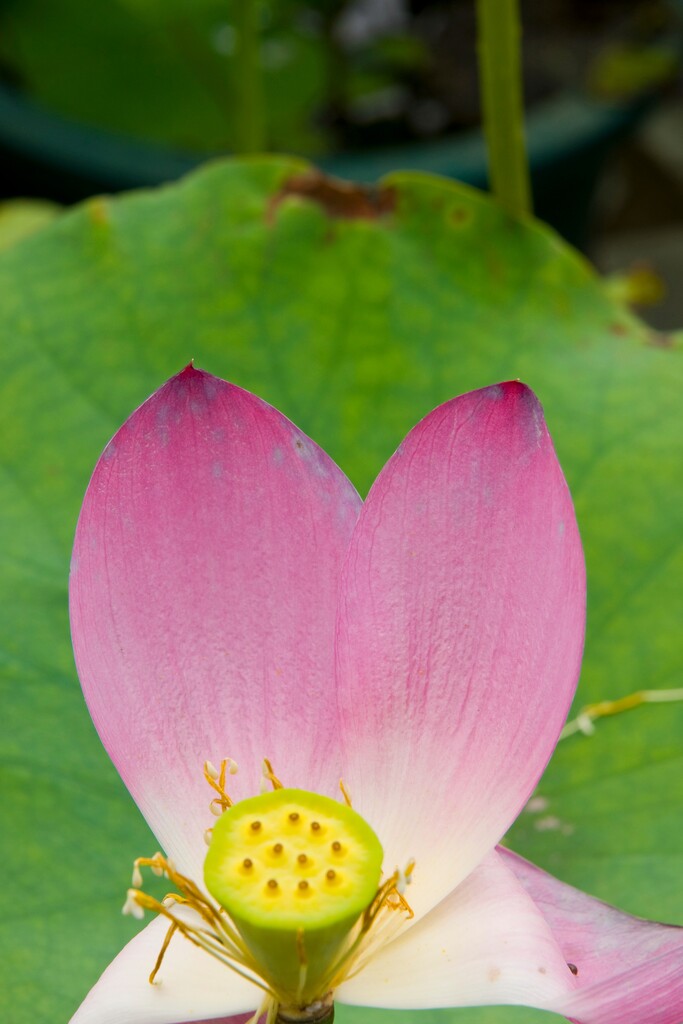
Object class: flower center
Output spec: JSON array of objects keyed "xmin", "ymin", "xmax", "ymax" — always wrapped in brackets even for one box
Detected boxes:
[
  {"xmin": 204, "ymin": 788, "xmax": 384, "ymax": 1007},
  {"xmin": 124, "ymin": 761, "xmax": 414, "ymax": 1024},
  {"xmin": 205, "ymin": 787, "xmax": 383, "ymax": 925}
]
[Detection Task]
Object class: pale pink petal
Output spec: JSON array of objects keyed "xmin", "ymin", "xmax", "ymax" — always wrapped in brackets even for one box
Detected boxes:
[
  {"xmin": 336, "ymin": 382, "xmax": 585, "ymax": 916},
  {"xmin": 70, "ymin": 916, "xmax": 261, "ymax": 1024},
  {"xmin": 70, "ymin": 367, "xmax": 361, "ymax": 876},
  {"xmin": 337, "ymin": 850, "xmax": 577, "ymax": 1009},
  {"xmin": 502, "ymin": 847, "xmax": 683, "ymax": 1024},
  {"xmin": 193, "ymin": 1018, "xmax": 254, "ymax": 1024}
]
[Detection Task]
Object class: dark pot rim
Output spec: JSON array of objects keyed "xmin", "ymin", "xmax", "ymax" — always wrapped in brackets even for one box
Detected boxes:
[{"xmin": 0, "ymin": 81, "xmax": 653, "ymax": 191}]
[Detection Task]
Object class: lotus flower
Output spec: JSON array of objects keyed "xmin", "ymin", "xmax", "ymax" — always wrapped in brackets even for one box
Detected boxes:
[{"xmin": 69, "ymin": 367, "xmax": 683, "ymax": 1024}]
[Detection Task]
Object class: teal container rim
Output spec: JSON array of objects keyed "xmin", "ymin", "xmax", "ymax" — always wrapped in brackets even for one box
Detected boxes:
[{"xmin": 0, "ymin": 82, "xmax": 652, "ymax": 191}]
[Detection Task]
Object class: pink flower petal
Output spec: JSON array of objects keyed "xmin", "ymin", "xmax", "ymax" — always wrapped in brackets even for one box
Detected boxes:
[
  {"xmin": 336, "ymin": 382, "xmax": 585, "ymax": 917},
  {"xmin": 337, "ymin": 850, "xmax": 577, "ymax": 1009},
  {"xmin": 502, "ymin": 847, "xmax": 683, "ymax": 1024},
  {"xmin": 70, "ymin": 367, "xmax": 361, "ymax": 876},
  {"xmin": 70, "ymin": 916, "xmax": 261, "ymax": 1024}
]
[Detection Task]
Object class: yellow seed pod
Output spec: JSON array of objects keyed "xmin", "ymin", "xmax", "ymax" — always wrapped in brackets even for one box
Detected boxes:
[{"xmin": 204, "ymin": 788, "xmax": 383, "ymax": 1004}]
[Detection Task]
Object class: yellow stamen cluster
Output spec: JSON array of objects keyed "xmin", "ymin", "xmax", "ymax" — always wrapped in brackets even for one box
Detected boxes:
[{"xmin": 123, "ymin": 759, "xmax": 415, "ymax": 1024}]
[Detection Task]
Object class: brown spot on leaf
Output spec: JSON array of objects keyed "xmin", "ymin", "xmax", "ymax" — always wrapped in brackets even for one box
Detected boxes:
[
  {"xmin": 86, "ymin": 197, "xmax": 112, "ymax": 228},
  {"xmin": 451, "ymin": 207, "xmax": 471, "ymax": 226},
  {"xmin": 268, "ymin": 171, "xmax": 396, "ymax": 223}
]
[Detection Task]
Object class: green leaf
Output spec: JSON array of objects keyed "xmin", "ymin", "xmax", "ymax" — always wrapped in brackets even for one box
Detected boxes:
[
  {"xmin": 1, "ymin": 157, "xmax": 681, "ymax": 1024},
  {"xmin": 0, "ymin": 199, "xmax": 60, "ymax": 252},
  {"xmin": 0, "ymin": 0, "xmax": 329, "ymax": 153}
]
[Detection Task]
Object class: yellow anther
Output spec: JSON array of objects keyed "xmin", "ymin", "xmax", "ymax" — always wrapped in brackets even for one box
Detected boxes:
[
  {"xmin": 262, "ymin": 757, "xmax": 284, "ymax": 790},
  {"xmin": 298, "ymin": 880, "xmax": 309, "ymax": 891},
  {"xmin": 297, "ymin": 853, "xmax": 308, "ymax": 865},
  {"xmin": 273, "ymin": 843, "xmax": 283, "ymax": 855},
  {"xmin": 243, "ymin": 858, "xmax": 253, "ymax": 870},
  {"xmin": 267, "ymin": 879, "xmax": 278, "ymax": 890},
  {"xmin": 311, "ymin": 821, "xmax": 321, "ymax": 832},
  {"xmin": 250, "ymin": 821, "xmax": 262, "ymax": 832},
  {"xmin": 150, "ymin": 853, "xmax": 165, "ymax": 877},
  {"xmin": 203, "ymin": 757, "xmax": 234, "ymax": 811},
  {"xmin": 288, "ymin": 812, "xmax": 300, "ymax": 822}
]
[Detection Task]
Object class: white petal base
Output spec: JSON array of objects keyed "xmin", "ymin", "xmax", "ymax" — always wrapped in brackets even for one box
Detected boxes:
[
  {"xmin": 70, "ymin": 915, "xmax": 262, "ymax": 1024},
  {"xmin": 337, "ymin": 851, "xmax": 577, "ymax": 1010}
]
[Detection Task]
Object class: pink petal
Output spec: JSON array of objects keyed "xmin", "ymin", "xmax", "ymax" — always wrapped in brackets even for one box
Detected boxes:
[
  {"xmin": 70, "ymin": 367, "xmax": 361, "ymax": 876},
  {"xmin": 336, "ymin": 382, "xmax": 585, "ymax": 917},
  {"xmin": 337, "ymin": 850, "xmax": 577, "ymax": 1009},
  {"xmin": 192, "ymin": 1019, "xmax": 254, "ymax": 1024},
  {"xmin": 70, "ymin": 916, "xmax": 260, "ymax": 1024},
  {"xmin": 502, "ymin": 847, "xmax": 683, "ymax": 1024}
]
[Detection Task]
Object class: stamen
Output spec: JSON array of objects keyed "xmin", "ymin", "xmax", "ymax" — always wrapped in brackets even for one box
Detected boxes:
[
  {"xmin": 132, "ymin": 767, "xmax": 415, "ymax": 1018},
  {"xmin": 122, "ymin": 889, "xmax": 144, "ymax": 920},
  {"xmin": 262, "ymin": 757, "xmax": 284, "ymax": 790},
  {"xmin": 149, "ymin": 921, "xmax": 178, "ymax": 984},
  {"xmin": 560, "ymin": 688, "xmax": 683, "ymax": 740},
  {"xmin": 319, "ymin": 867, "xmax": 414, "ymax": 991},
  {"xmin": 247, "ymin": 994, "xmax": 274, "ymax": 1024},
  {"xmin": 204, "ymin": 758, "xmax": 235, "ymax": 812},
  {"xmin": 395, "ymin": 858, "xmax": 415, "ymax": 895},
  {"xmin": 339, "ymin": 779, "xmax": 353, "ymax": 807}
]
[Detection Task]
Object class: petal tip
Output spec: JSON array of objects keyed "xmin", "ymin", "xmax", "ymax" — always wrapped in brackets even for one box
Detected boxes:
[{"xmin": 497, "ymin": 380, "xmax": 548, "ymax": 447}]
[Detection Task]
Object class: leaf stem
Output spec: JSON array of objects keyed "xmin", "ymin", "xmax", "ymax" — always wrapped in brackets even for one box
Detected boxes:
[
  {"xmin": 476, "ymin": 0, "xmax": 532, "ymax": 217},
  {"xmin": 233, "ymin": 0, "xmax": 266, "ymax": 153}
]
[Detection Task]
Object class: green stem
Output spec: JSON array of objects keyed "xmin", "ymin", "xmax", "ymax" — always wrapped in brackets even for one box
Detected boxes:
[
  {"xmin": 233, "ymin": 0, "xmax": 266, "ymax": 153},
  {"xmin": 476, "ymin": 0, "xmax": 532, "ymax": 217}
]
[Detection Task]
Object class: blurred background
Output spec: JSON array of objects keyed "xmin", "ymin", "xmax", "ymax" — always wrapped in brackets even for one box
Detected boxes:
[{"xmin": 0, "ymin": 0, "xmax": 681, "ymax": 323}]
